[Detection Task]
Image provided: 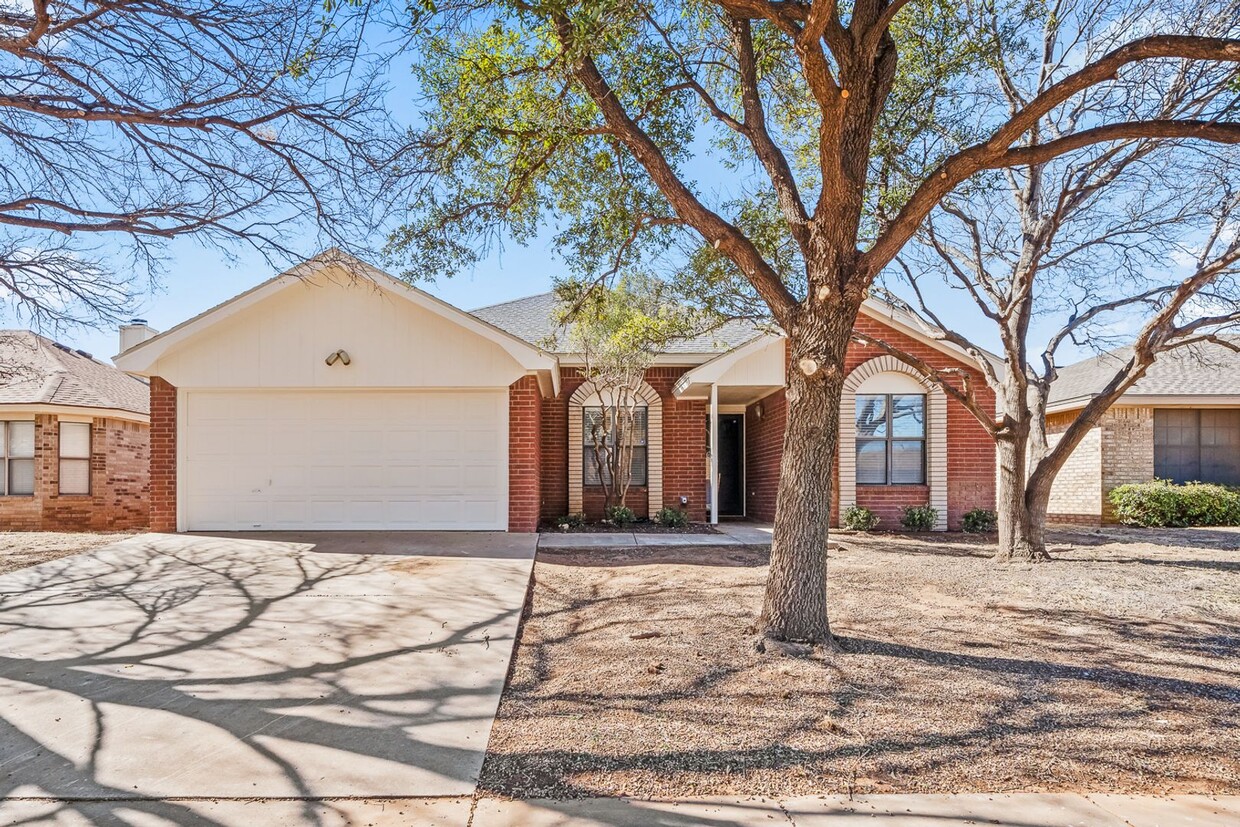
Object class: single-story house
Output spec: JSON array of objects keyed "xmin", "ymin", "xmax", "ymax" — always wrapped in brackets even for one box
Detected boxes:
[
  {"xmin": 114, "ymin": 250, "xmax": 997, "ymax": 533},
  {"xmin": 1045, "ymin": 338, "xmax": 1240, "ymax": 524},
  {"xmin": 0, "ymin": 330, "xmax": 150, "ymax": 531}
]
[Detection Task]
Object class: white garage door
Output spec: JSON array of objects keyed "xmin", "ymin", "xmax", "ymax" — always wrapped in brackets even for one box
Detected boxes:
[{"xmin": 183, "ymin": 390, "xmax": 508, "ymax": 530}]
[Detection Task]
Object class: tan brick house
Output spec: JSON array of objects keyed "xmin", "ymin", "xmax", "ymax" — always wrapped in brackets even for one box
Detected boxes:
[
  {"xmin": 115, "ymin": 251, "xmax": 996, "ymax": 533},
  {"xmin": 1046, "ymin": 338, "xmax": 1240, "ymax": 524},
  {"xmin": 0, "ymin": 331, "xmax": 149, "ymax": 531}
]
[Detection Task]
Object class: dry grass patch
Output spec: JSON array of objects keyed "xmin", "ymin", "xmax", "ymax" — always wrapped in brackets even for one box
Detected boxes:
[
  {"xmin": 0, "ymin": 532, "xmax": 132, "ymax": 575},
  {"xmin": 481, "ymin": 527, "xmax": 1240, "ymax": 799}
]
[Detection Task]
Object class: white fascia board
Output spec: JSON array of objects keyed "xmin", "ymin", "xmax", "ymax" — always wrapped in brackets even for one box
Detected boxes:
[
  {"xmin": 114, "ymin": 249, "xmax": 561, "ymax": 394},
  {"xmin": 113, "ymin": 273, "xmax": 293, "ymax": 373},
  {"xmin": 1046, "ymin": 393, "xmax": 1240, "ymax": 414},
  {"xmin": 672, "ymin": 334, "xmax": 782, "ymax": 397},
  {"xmin": 0, "ymin": 403, "xmax": 149, "ymax": 424}
]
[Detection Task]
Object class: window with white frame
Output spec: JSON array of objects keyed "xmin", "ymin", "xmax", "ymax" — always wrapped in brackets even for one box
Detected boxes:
[
  {"xmin": 856, "ymin": 394, "xmax": 926, "ymax": 484},
  {"xmin": 2, "ymin": 421, "xmax": 35, "ymax": 495},
  {"xmin": 583, "ymin": 405, "xmax": 649, "ymax": 486},
  {"xmin": 59, "ymin": 421, "xmax": 91, "ymax": 495}
]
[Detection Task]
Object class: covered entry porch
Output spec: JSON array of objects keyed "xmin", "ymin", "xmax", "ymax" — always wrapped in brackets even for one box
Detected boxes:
[{"xmin": 673, "ymin": 335, "xmax": 786, "ymax": 524}]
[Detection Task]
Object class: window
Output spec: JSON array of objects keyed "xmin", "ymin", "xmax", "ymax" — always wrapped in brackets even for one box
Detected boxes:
[
  {"xmin": 2, "ymin": 421, "xmax": 35, "ymax": 496},
  {"xmin": 583, "ymin": 405, "xmax": 648, "ymax": 486},
  {"xmin": 1154, "ymin": 409, "xmax": 1240, "ymax": 484},
  {"xmin": 59, "ymin": 421, "xmax": 91, "ymax": 495},
  {"xmin": 856, "ymin": 394, "xmax": 926, "ymax": 484}
]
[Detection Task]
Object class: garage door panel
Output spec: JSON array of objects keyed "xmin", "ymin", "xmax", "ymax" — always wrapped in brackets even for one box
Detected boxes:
[{"xmin": 184, "ymin": 390, "xmax": 508, "ymax": 530}]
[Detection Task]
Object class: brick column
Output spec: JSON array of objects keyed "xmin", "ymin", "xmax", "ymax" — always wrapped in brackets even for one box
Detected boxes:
[
  {"xmin": 149, "ymin": 377, "xmax": 178, "ymax": 532},
  {"xmin": 508, "ymin": 376, "xmax": 542, "ymax": 532}
]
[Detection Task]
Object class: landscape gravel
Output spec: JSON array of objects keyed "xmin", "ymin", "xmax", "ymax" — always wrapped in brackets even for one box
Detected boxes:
[
  {"xmin": 481, "ymin": 526, "xmax": 1240, "ymax": 799},
  {"xmin": 0, "ymin": 532, "xmax": 132, "ymax": 575}
]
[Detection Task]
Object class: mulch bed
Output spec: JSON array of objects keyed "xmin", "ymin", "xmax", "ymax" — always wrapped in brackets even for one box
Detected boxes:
[{"xmin": 481, "ymin": 526, "xmax": 1240, "ymax": 799}]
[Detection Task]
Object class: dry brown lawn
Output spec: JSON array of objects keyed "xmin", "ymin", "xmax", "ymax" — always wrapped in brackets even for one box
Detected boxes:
[
  {"xmin": 481, "ymin": 526, "xmax": 1240, "ymax": 799},
  {"xmin": 0, "ymin": 532, "xmax": 132, "ymax": 575}
]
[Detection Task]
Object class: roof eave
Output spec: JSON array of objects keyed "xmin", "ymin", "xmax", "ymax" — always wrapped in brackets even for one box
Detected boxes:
[{"xmin": 115, "ymin": 250, "xmax": 563, "ymax": 386}]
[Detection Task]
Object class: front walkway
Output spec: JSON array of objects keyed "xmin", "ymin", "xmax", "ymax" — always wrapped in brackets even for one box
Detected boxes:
[
  {"xmin": 538, "ymin": 522, "xmax": 773, "ymax": 549},
  {"xmin": 0, "ymin": 531, "xmax": 535, "ymax": 822}
]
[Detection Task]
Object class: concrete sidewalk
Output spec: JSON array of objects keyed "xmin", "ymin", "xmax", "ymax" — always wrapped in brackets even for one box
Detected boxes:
[
  {"xmin": 1, "ymin": 793, "xmax": 1233, "ymax": 825},
  {"xmin": 537, "ymin": 522, "xmax": 774, "ymax": 550},
  {"xmin": 472, "ymin": 793, "xmax": 1240, "ymax": 826}
]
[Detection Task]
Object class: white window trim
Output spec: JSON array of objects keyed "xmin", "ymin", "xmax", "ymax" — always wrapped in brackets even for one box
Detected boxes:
[
  {"xmin": 854, "ymin": 392, "xmax": 928, "ymax": 486},
  {"xmin": 1, "ymin": 420, "xmax": 37, "ymax": 497},
  {"xmin": 58, "ymin": 420, "xmax": 92, "ymax": 495},
  {"xmin": 569, "ymin": 380, "xmax": 662, "ymax": 516},
  {"xmin": 840, "ymin": 356, "xmax": 948, "ymax": 530},
  {"xmin": 582, "ymin": 404, "xmax": 650, "ymax": 488}
]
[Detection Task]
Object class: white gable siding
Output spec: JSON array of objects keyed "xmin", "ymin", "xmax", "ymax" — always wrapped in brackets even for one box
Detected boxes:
[
  {"xmin": 714, "ymin": 336, "xmax": 785, "ymax": 387},
  {"xmin": 147, "ymin": 268, "xmax": 528, "ymax": 389}
]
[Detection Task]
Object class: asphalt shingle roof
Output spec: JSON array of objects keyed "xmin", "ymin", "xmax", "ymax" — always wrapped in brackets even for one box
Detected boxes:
[
  {"xmin": 0, "ymin": 331, "xmax": 149, "ymax": 415},
  {"xmin": 470, "ymin": 292, "xmax": 764, "ymax": 355},
  {"xmin": 1049, "ymin": 335, "xmax": 1240, "ymax": 407}
]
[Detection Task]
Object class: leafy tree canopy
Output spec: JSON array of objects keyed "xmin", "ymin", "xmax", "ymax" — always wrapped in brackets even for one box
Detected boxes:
[{"xmin": 388, "ymin": 0, "xmax": 986, "ymax": 317}]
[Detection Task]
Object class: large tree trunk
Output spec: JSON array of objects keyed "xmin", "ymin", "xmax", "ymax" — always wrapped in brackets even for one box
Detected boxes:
[
  {"xmin": 760, "ymin": 319, "xmax": 848, "ymax": 649},
  {"xmin": 993, "ymin": 434, "xmax": 1051, "ymax": 562},
  {"xmin": 1025, "ymin": 472, "xmax": 1052, "ymax": 557}
]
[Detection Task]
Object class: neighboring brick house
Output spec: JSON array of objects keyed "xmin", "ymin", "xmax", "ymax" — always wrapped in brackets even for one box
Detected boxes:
[
  {"xmin": 1045, "ymin": 338, "xmax": 1240, "ymax": 524},
  {"xmin": 0, "ymin": 331, "xmax": 150, "ymax": 531},
  {"xmin": 115, "ymin": 250, "xmax": 996, "ymax": 533}
]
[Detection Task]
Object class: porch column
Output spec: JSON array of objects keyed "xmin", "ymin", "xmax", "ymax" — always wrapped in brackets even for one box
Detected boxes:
[{"xmin": 709, "ymin": 383, "xmax": 719, "ymax": 525}]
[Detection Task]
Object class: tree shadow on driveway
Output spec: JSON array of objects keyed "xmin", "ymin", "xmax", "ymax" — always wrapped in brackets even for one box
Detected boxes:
[{"xmin": 0, "ymin": 533, "xmax": 534, "ymax": 826}]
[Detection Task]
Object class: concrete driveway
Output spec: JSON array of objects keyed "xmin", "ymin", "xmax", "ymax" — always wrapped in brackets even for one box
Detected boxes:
[{"xmin": 0, "ymin": 531, "xmax": 535, "ymax": 823}]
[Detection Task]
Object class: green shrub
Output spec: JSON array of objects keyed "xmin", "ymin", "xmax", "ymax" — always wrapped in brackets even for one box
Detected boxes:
[
  {"xmin": 962, "ymin": 508, "xmax": 997, "ymax": 534},
  {"xmin": 901, "ymin": 505, "xmax": 938, "ymax": 531},
  {"xmin": 653, "ymin": 506, "xmax": 689, "ymax": 528},
  {"xmin": 1108, "ymin": 480, "xmax": 1240, "ymax": 527},
  {"xmin": 605, "ymin": 504, "xmax": 637, "ymax": 526},
  {"xmin": 556, "ymin": 512, "xmax": 586, "ymax": 530},
  {"xmin": 842, "ymin": 506, "xmax": 880, "ymax": 531}
]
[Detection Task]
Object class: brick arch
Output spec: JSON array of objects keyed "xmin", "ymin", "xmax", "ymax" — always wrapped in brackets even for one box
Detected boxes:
[
  {"xmin": 839, "ymin": 355, "xmax": 948, "ymax": 530},
  {"xmin": 568, "ymin": 379, "xmax": 663, "ymax": 516}
]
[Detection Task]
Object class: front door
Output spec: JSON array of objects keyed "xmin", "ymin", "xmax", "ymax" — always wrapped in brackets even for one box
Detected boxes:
[{"xmin": 717, "ymin": 414, "xmax": 744, "ymax": 516}]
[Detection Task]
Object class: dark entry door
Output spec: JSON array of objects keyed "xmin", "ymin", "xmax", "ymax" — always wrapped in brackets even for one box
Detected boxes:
[{"xmin": 717, "ymin": 414, "xmax": 744, "ymax": 516}]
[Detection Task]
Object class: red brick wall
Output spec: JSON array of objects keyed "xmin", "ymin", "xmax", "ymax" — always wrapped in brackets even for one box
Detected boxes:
[
  {"xmin": 0, "ymin": 413, "xmax": 149, "ymax": 531},
  {"xmin": 853, "ymin": 484, "xmax": 930, "ymax": 528},
  {"xmin": 540, "ymin": 366, "xmax": 708, "ymax": 523},
  {"xmin": 744, "ymin": 318, "xmax": 997, "ymax": 531},
  {"xmin": 149, "ymin": 377, "xmax": 178, "ymax": 532},
  {"xmin": 508, "ymin": 376, "xmax": 542, "ymax": 532},
  {"xmin": 649, "ymin": 367, "xmax": 708, "ymax": 522},
  {"xmin": 745, "ymin": 389, "xmax": 785, "ymax": 523}
]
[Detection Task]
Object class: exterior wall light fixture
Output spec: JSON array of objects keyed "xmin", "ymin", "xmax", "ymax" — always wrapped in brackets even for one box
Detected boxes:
[{"xmin": 325, "ymin": 349, "xmax": 351, "ymax": 366}]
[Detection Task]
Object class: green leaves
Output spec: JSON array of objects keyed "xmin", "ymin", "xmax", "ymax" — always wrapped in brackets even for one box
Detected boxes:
[{"xmin": 552, "ymin": 274, "xmax": 710, "ymax": 367}]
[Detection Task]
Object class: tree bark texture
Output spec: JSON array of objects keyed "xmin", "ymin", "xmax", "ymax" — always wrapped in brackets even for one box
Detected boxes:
[
  {"xmin": 994, "ymin": 434, "xmax": 1052, "ymax": 562},
  {"xmin": 761, "ymin": 312, "xmax": 852, "ymax": 648}
]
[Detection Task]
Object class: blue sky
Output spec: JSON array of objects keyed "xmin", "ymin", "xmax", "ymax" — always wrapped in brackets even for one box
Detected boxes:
[
  {"xmin": 64, "ymin": 231, "xmax": 563, "ymax": 363},
  {"xmin": 41, "ymin": 37, "xmax": 571, "ymax": 363},
  {"xmin": 20, "ymin": 23, "xmax": 1041, "ymax": 368}
]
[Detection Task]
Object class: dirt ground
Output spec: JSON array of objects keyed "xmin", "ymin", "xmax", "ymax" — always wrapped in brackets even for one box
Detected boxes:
[
  {"xmin": 482, "ymin": 525, "xmax": 1240, "ymax": 799},
  {"xmin": 0, "ymin": 532, "xmax": 132, "ymax": 575}
]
